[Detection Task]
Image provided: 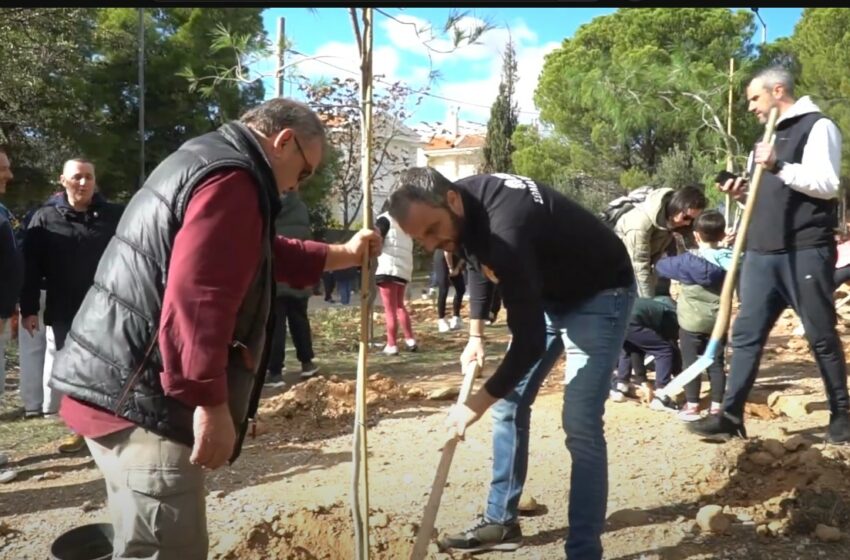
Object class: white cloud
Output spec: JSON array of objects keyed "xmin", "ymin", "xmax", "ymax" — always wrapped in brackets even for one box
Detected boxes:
[
  {"xmin": 381, "ymin": 14, "xmax": 537, "ymax": 64},
  {"xmin": 281, "ymin": 14, "xmax": 561, "ymax": 126},
  {"xmin": 436, "ymin": 39, "xmax": 559, "ymax": 124},
  {"xmin": 288, "ymin": 42, "xmax": 400, "ymax": 84}
]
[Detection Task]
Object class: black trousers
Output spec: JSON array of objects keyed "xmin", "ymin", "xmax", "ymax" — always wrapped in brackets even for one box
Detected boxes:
[
  {"xmin": 266, "ymin": 295, "xmax": 315, "ymax": 375},
  {"xmin": 680, "ymin": 329, "xmax": 726, "ymax": 404},
  {"xmin": 616, "ymin": 325, "xmax": 681, "ymax": 389},
  {"xmin": 486, "ymin": 281, "xmax": 502, "ymax": 321},
  {"xmin": 835, "ymin": 265, "xmax": 850, "ymax": 287},
  {"xmin": 434, "ymin": 250, "xmax": 465, "ymax": 318},
  {"xmin": 724, "ymin": 247, "xmax": 849, "ymax": 419}
]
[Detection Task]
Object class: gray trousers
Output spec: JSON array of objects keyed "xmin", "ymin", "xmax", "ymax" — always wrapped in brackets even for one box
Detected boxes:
[{"xmin": 86, "ymin": 427, "xmax": 208, "ymax": 560}]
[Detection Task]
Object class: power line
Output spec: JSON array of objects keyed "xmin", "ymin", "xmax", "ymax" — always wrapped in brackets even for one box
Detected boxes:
[{"xmin": 288, "ymin": 49, "xmax": 540, "ymax": 116}]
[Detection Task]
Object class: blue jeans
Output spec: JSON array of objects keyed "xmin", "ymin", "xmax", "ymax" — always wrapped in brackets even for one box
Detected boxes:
[
  {"xmin": 484, "ymin": 286, "xmax": 635, "ymax": 560},
  {"xmin": 338, "ymin": 278, "xmax": 352, "ymax": 305}
]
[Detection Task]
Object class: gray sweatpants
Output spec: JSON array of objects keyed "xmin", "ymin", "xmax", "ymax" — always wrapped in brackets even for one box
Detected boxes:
[{"xmin": 86, "ymin": 427, "xmax": 208, "ymax": 560}]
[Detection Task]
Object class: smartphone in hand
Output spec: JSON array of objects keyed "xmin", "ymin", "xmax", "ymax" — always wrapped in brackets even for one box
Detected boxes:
[{"xmin": 715, "ymin": 170, "xmax": 739, "ymax": 185}]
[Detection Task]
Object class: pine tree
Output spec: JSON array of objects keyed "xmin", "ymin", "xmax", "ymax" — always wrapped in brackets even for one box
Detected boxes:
[{"xmin": 482, "ymin": 40, "xmax": 519, "ymax": 174}]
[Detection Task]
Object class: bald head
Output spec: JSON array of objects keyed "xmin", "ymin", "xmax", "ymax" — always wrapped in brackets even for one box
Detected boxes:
[{"xmin": 60, "ymin": 158, "xmax": 96, "ymax": 210}]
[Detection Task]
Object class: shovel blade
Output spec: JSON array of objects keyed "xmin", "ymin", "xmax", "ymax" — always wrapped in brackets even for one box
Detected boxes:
[{"xmin": 655, "ymin": 354, "xmax": 715, "ymax": 401}]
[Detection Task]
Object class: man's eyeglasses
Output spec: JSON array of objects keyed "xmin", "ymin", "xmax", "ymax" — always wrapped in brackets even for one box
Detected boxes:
[{"xmin": 292, "ymin": 135, "xmax": 314, "ymax": 183}]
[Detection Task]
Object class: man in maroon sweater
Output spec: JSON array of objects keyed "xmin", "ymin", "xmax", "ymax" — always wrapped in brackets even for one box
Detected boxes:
[{"xmin": 51, "ymin": 98, "xmax": 379, "ymax": 558}]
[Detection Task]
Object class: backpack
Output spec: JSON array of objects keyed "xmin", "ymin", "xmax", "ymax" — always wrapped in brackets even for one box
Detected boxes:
[{"xmin": 598, "ymin": 185, "xmax": 655, "ymax": 229}]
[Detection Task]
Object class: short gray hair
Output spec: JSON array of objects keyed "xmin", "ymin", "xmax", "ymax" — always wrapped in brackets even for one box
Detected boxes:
[
  {"xmin": 388, "ymin": 167, "xmax": 457, "ymax": 223},
  {"xmin": 752, "ymin": 65, "xmax": 795, "ymax": 97},
  {"xmin": 240, "ymin": 98, "xmax": 325, "ymax": 142}
]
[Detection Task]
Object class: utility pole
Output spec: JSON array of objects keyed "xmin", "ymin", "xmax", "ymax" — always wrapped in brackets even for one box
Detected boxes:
[
  {"xmin": 752, "ymin": 8, "xmax": 767, "ymax": 46},
  {"xmin": 275, "ymin": 17, "xmax": 285, "ymax": 98},
  {"xmin": 138, "ymin": 8, "xmax": 146, "ymax": 188}
]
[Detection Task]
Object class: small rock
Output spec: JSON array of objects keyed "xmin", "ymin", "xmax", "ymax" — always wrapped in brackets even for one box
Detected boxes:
[
  {"xmin": 736, "ymin": 512, "xmax": 753, "ymax": 522},
  {"xmin": 800, "ymin": 447, "xmax": 822, "ymax": 466},
  {"xmin": 80, "ymin": 500, "xmax": 100, "ymax": 513},
  {"xmin": 815, "ymin": 524, "xmax": 841, "ymax": 542},
  {"xmin": 371, "ymin": 512, "xmax": 390, "ymax": 528},
  {"xmin": 784, "ymin": 435, "xmax": 809, "ymax": 452},
  {"xmin": 406, "ymin": 387, "xmax": 427, "ymax": 399},
  {"xmin": 749, "ymin": 451, "xmax": 775, "ymax": 466},
  {"xmin": 263, "ymin": 506, "xmax": 279, "ymax": 523},
  {"xmin": 400, "ymin": 522, "xmax": 418, "ymax": 539},
  {"xmin": 518, "ymin": 495, "xmax": 539, "ymax": 513},
  {"xmin": 762, "ymin": 439, "xmax": 786, "ymax": 458},
  {"xmin": 607, "ymin": 508, "xmax": 652, "ymax": 527},
  {"xmin": 427, "ymin": 387, "xmax": 460, "ymax": 401},
  {"xmin": 767, "ymin": 520, "xmax": 784, "ymax": 536},
  {"xmin": 696, "ymin": 505, "xmax": 731, "ymax": 534},
  {"xmin": 209, "ymin": 490, "xmax": 226, "ymax": 499}
]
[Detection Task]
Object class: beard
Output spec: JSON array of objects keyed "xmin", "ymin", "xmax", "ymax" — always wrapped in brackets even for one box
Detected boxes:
[{"xmin": 443, "ymin": 208, "xmax": 465, "ymax": 252}]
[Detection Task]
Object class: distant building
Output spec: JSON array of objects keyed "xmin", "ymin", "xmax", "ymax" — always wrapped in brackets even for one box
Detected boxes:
[{"xmin": 415, "ymin": 107, "xmax": 486, "ymax": 181}]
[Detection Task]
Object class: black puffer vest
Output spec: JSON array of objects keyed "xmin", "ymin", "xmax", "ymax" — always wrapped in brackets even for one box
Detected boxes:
[
  {"xmin": 748, "ymin": 112, "xmax": 838, "ymax": 253},
  {"xmin": 50, "ymin": 122, "xmax": 280, "ymax": 462}
]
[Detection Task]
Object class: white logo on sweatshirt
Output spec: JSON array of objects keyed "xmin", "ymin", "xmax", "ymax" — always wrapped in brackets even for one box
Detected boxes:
[{"xmin": 493, "ymin": 173, "xmax": 544, "ymax": 205}]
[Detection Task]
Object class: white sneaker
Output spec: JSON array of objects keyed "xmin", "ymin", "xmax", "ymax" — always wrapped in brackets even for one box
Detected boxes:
[
  {"xmin": 0, "ymin": 469, "xmax": 17, "ymax": 484},
  {"xmin": 405, "ymin": 339, "xmax": 418, "ymax": 352},
  {"xmin": 437, "ymin": 319, "xmax": 450, "ymax": 333},
  {"xmin": 609, "ymin": 389, "xmax": 627, "ymax": 403},
  {"xmin": 382, "ymin": 345, "xmax": 399, "ymax": 356},
  {"xmin": 449, "ymin": 316, "xmax": 463, "ymax": 330}
]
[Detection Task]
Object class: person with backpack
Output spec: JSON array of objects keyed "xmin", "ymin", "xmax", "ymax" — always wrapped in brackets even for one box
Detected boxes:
[{"xmin": 613, "ymin": 185, "xmax": 707, "ymax": 297}]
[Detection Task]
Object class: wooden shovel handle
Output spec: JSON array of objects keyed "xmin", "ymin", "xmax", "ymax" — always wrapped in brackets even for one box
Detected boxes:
[
  {"xmin": 410, "ymin": 360, "xmax": 481, "ymax": 560},
  {"xmin": 710, "ymin": 107, "xmax": 780, "ymax": 343}
]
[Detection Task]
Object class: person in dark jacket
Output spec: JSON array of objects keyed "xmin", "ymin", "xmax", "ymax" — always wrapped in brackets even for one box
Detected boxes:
[
  {"xmin": 20, "ymin": 159, "xmax": 124, "ymax": 452},
  {"xmin": 0, "ymin": 146, "xmax": 22, "ymax": 485},
  {"xmin": 265, "ymin": 191, "xmax": 319, "ymax": 387},
  {"xmin": 48, "ymin": 98, "xmax": 379, "ymax": 559},
  {"xmin": 0, "ymin": 147, "xmax": 22, "ymax": 401}
]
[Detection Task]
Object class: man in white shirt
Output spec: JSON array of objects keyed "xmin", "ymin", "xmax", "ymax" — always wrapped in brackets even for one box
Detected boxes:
[{"xmin": 690, "ymin": 65, "xmax": 849, "ymax": 443}]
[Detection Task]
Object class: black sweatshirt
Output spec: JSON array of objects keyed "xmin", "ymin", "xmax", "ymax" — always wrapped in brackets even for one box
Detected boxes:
[{"xmin": 455, "ymin": 174, "xmax": 634, "ymax": 398}]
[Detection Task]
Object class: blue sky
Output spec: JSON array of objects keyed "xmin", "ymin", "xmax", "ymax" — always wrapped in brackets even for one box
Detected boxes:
[{"xmin": 255, "ymin": 7, "xmax": 803, "ymax": 128}]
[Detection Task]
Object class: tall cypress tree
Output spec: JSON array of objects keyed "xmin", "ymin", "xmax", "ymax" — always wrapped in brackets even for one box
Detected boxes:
[{"xmin": 482, "ymin": 40, "xmax": 519, "ymax": 173}]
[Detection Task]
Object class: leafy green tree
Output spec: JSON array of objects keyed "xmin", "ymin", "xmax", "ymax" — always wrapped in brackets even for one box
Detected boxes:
[
  {"xmin": 534, "ymin": 8, "xmax": 756, "ymax": 176},
  {"xmin": 790, "ymin": 8, "xmax": 850, "ymax": 180},
  {"xmin": 0, "ymin": 8, "xmax": 98, "ymax": 210},
  {"xmin": 510, "ymin": 124, "xmax": 571, "ymax": 185},
  {"xmin": 0, "ymin": 8, "xmax": 267, "ymax": 210},
  {"xmin": 85, "ymin": 8, "xmax": 267, "ymax": 196},
  {"xmin": 482, "ymin": 40, "xmax": 519, "ymax": 174}
]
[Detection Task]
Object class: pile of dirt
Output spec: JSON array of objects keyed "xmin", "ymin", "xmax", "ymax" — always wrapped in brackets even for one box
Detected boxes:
[
  {"xmin": 694, "ymin": 436, "xmax": 850, "ymax": 541},
  {"xmin": 257, "ymin": 374, "xmax": 422, "ymax": 441},
  {"xmin": 220, "ymin": 503, "xmax": 440, "ymax": 560}
]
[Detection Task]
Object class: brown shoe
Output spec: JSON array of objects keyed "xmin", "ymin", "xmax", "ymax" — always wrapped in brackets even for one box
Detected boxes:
[{"xmin": 58, "ymin": 434, "xmax": 86, "ymax": 454}]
